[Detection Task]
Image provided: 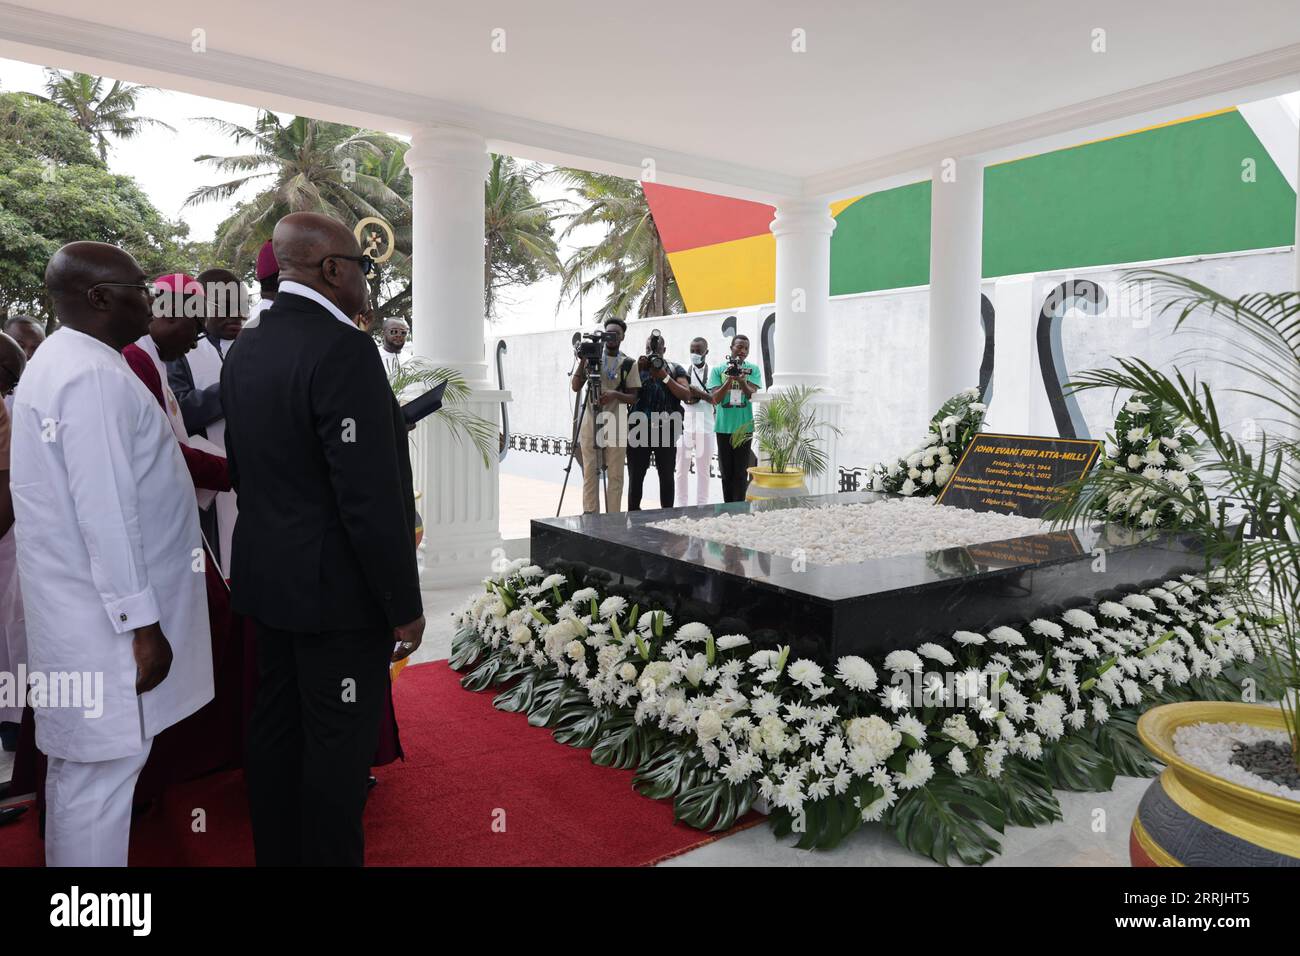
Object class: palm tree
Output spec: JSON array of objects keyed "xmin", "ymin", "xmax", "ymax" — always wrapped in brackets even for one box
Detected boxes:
[
  {"xmin": 484, "ymin": 154, "xmax": 560, "ymax": 316},
  {"xmin": 1051, "ymin": 270, "xmax": 1300, "ymax": 763},
  {"xmin": 42, "ymin": 70, "xmax": 174, "ymax": 161},
  {"xmin": 186, "ymin": 112, "xmax": 409, "ymax": 272},
  {"xmin": 552, "ymin": 169, "xmax": 682, "ymax": 321}
]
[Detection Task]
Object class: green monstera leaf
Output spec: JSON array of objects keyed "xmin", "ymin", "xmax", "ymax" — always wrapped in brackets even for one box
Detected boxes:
[
  {"xmin": 590, "ymin": 710, "xmax": 661, "ymax": 770},
  {"xmin": 987, "ymin": 757, "xmax": 1064, "ymax": 828},
  {"xmin": 526, "ymin": 676, "xmax": 584, "ymax": 728},
  {"xmin": 1044, "ymin": 732, "xmax": 1118, "ymax": 792},
  {"xmin": 1092, "ymin": 709, "xmax": 1158, "ymax": 778},
  {"xmin": 633, "ymin": 741, "xmax": 710, "ymax": 801},
  {"xmin": 493, "ymin": 668, "xmax": 539, "ymax": 714},
  {"xmin": 673, "ymin": 776, "xmax": 756, "ymax": 832},
  {"xmin": 552, "ymin": 702, "xmax": 608, "ymax": 749},
  {"xmin": 447, "ymin": 627, "xmax": 485, "ymax": 671},
  {"xmin": 886, "ymin": 772, "xmax": 1006, "ymax": 866}
]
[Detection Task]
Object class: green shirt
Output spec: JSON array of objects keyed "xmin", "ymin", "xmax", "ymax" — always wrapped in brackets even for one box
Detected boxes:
[{"xmin": 707, "ymin": 361, "xmax": 762, "ymax": 434}]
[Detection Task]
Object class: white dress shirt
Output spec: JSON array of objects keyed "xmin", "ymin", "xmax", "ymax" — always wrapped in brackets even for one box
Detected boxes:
[
  {"xmin": 278, "ymin": 280, "xmax": 358, "ymax": 328},
  {"xmin": 11, "ymin": 327, "xmax": 213, "ymax": 762}
]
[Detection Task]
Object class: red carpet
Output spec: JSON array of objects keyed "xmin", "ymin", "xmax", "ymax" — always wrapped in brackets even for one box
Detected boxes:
[{"xmin": 0, "ymin": 661, "xmax": 759, "ymax": 866}]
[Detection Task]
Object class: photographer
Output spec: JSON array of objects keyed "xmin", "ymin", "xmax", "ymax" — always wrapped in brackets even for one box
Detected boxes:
[
  {"xmin": 675, "ymin": 337, "xmax": 715, "ymax": 506},
  {"xmin": 570, "ymin": 318, "xmax": 639, "ymax": 513},
  {"xmin": 627, "ymin": 330, "xmax": 690, "ymax": 511},
  {"xmin": 708, "ymin": 333, "xmax": 762, "ymax": 502}
]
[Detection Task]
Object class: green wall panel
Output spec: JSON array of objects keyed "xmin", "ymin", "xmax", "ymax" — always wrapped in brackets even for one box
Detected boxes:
[{"xmin": 826, "ymin": 110, "xmax": 1296, "ymax": 296}]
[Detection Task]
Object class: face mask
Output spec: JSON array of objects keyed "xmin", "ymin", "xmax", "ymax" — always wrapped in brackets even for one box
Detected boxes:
[{"xmin": 690, "ymin": 353, "xmax": 705, "ymax": 366}]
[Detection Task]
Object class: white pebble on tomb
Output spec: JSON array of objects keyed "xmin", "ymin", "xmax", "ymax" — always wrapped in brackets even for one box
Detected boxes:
[{"xmin": 649, "ymin": 496, "xmax": 1051, "ymax": 566}]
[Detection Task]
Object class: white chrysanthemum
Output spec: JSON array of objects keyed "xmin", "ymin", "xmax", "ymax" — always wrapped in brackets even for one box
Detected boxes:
[
  {"xmin": 1062, "ymin": 608, "xmax": 1099, "ymax": 631},
  {"xmin": 1121, "ymin": 593, "xmax": 1158, "ymax": 612},
  {"xmin": 894, "ymin": 714, "xmax": 927, "ymax": 743},
  {"xmin": 570, "ymin": 587, "xmax": 598, "ymax": 606},
  {"xmin": 895, "ymin": 751, "xmax": 934, "ymax": 790},
  {"xmin": 716, "ymin": 634, "xmax": 750, "ymax": 651},
  {"xmin": 788, "ymin": 659, "xmax": 825, "ymax": 689},
  {"xmin": 884, "ymin": 649, "xmax": 924, "ymax": 673},
  {"xmin": 834, "ymin": 656, "xmax": 878, "ymax": 692},
  {"xmin": 1029, "ymin": 619, "xmax": 1064, "ymax": 640},
  {"xmin": 917, "ymin": 642, "xmax": 956, "ymax": 666},
  {"xmin": 953, "ymin": 630, "xmax": 986, "ymax": 646},
  {"xmin": 948, "ymin": 748, "xmax": 969, "ymax": 775},
  {"xmin": 988, "ymin": 626, "xmax": 1026, "ymax": 646},
  {"xmin": 900, "ymin": 478, "xmax": 917, "ymax": 496},
  {"xmin": 676, "ymin": 622, "xmax": 712, "ymax": 644},
  {"xmin": 879, "ymin": 685, "xmax": 909, "ymax": 711},
  {"xmin": 1098, "ymin": 601, "xmax": 1131, "ymax": 620},
  {"xmin": 1124, "ymin": 400, "xmax": 1149, "ymax": 414},
  {"xmin": 934, "ymin": 463, "xmax": 956, "ymax": 486},
  {"xmin": 1019, "ymin": 731, "xmax": 1043, "ymax": 759},
  {"xmin": 538, "ymin": 573, "xmax": 566, "ymax": 592},
  {"xmin": 860, "ymin": 790, "xmax": 896, "ymax": 822},
  {"xmin": 598, "ymin": 596, "xmax": 628, "ymax": 620}
]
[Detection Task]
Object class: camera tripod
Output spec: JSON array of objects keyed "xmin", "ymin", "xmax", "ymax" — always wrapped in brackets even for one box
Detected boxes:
[{"xmin": 557, "ymin": 362, "xmax": 610, "ymax": 516}]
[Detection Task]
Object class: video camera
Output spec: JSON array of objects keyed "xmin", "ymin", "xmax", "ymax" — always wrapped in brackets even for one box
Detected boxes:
[
  {"xmin": 724, "ymin": 353, "xmax": 747, "ymax": 377},
  {"xmin": 575, "ymin": 329, "xmax": 618, "ymax": 370}
]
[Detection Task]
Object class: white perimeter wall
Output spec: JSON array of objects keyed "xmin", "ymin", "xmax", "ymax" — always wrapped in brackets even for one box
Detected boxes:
[{"xmin": 490, "ymin": 246, "xmax": 1297, "ymax": 482}]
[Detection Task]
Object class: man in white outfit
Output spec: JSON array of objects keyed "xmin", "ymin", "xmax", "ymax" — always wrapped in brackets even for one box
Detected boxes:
[
  {"xmin": 675, "ymin": 337, "xmax": 716, "ymax": 506},
  {"xmin": 11, "ymin": 242, "xmax": 214, "ymax": 866}
]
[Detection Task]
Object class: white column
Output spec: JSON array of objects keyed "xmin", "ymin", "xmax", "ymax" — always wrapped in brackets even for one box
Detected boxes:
[
  {"xmin": 768, "ymin": 199, "xmax": 845, "ymax": 495},
  {"xmin": 404, "ymin": 125, "xmax": 510, "ymax": 584},
  {"xmin": 1294, "ymin": 111, "xmax": 1300, "ymax": 291},
  {"xmin": 927, "ymin": 156, "xmax": 985, "ymax": 410}
]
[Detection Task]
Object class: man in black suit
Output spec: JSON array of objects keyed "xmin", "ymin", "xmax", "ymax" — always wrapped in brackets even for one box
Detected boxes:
[{"xmin": 220, "ymin": 212, "xmax": 424, "ymax": 866}]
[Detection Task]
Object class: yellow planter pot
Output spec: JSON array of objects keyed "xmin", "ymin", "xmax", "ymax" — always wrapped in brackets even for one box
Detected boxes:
[
  {"xmin": 1130, "ymin": 701, "xmax": 1300, "ymax": 866},
  {"xmin": 745, "ymin": 466, "xmax": 808, "ymax": 501}
]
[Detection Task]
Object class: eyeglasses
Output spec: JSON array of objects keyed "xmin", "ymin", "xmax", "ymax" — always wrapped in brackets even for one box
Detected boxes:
[
  {"xmin": 89, "ymin": 281, "xmax": 153, "ymax": 296},
  {"xmin": 318, "ymin": 254, "xmax": 376, "ymax": 276}
]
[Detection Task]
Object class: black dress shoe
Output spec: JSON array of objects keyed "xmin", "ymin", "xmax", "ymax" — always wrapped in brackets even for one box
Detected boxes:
[
  {"xmin": 0, "ymin": 721, "xmax": 18, "ymax": 753},
  {"xmin": 367, "ymin": 775, "xmax": 378, "ymax": 791},
  {"xmin": 0, "ymin": 805, "xmax": 28, "ymax": 826}
]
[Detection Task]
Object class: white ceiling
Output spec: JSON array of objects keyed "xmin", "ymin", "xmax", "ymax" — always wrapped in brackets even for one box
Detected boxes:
[{"xmin": 2, "ymin": 0, "xmax": 1299, "ymax": 200}]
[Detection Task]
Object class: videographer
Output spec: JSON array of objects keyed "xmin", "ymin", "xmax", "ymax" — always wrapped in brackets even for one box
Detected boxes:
[
  {"xmin": 570, "ymin": 318, "xmax": 639, "ymax": 513},
  {"xmin": 627, "ymin": 330, "xmax": 690, "ymax": 511},
  {"xmin": 708, "ymin": 333, "xmax": 762, "ymax": 502}
]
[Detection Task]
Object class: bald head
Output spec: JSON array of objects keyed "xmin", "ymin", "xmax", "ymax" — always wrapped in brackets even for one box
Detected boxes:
[
  {"xmin": 44, "ymin": 241, "xmax": 152, "ymax": 349},
  {"xmin": 381, "ymin": 317, "xmax": 409, "ymax": 353},
  {"xmin": 273, "ymin": 213, "xmax": 370, "ymax": 320}
]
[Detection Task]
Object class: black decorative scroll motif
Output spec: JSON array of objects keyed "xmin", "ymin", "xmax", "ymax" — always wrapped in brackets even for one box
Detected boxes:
[
  {"xmin": 496, "ymin": 339, "xmax": 509, "ymax": 462},
  {"xmin": 1036, "ymin": 279, "xmax": 1107, "ymax": 440},
  {"xmin": 760, "ymin": 312, "xmax": 776, "ymax": 388},
  {"xmin": 979, "ymin": 293, "xmax": 994, "ymax": 405}
]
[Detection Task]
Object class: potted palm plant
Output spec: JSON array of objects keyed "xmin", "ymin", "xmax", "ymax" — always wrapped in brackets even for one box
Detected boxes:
[
  {"xmin": 387, "ymin": 356, "xmax": 498, "ymax": 546},
  {"xmin": 1055, "ymin": 269, "xmax": 1299, "ymax": 866},
  {"xmin": 731, "ymin": 385, "xmax": 840, "ymax": 500}
]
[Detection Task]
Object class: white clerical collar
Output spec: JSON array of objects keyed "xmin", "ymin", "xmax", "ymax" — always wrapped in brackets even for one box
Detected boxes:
[{"xmin": 277, "ymin": 280, "xmax": 356, "ymax": 328}]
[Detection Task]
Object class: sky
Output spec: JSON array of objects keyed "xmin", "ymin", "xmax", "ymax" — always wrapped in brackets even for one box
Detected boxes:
[{"xmin": 0, "ymin": 54, "xmax": 597, "ymax": 335}]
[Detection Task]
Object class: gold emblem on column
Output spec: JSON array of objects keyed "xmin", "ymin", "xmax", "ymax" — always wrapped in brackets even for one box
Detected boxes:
[{"xmin": 354, "ymin": 216, "xmax": 396, "ymax": 264}]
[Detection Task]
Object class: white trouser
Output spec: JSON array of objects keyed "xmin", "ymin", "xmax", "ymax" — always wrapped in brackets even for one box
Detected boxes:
[
  {"xmin": 45, "ymin": 739, "xmax": 153, "ymax": 867},
  {"xmin": 675, "ymin": 430, "xmax": 716, "ymax": 506}
]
